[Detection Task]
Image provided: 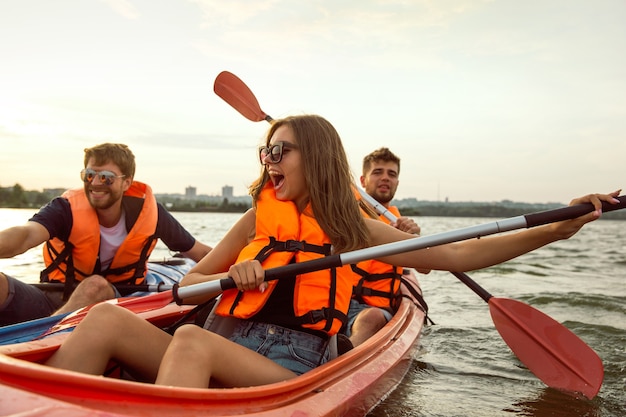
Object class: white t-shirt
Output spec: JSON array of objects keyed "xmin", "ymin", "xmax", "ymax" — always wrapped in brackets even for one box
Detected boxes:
[{"xmin": 99, "ymin": 211, "xmax": 128, "ymax": 271}]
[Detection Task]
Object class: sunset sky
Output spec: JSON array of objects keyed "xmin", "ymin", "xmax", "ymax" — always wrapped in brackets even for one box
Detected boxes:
[{"xmin": 1, "ymin": 0, "xmax": 624, "ymax": 203}]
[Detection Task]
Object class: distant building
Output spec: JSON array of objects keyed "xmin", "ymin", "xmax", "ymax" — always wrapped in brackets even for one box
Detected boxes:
[
  {"xmin": 185, "ymin": 186, "xmax": 197, "ymax": 200},
  {"xmin": 155, "ymin": 185, "xmax": 252, "ymax": 207},
  {"xmin": 222, "ymin": 185, "xmax": 234, "ymax": 199}
]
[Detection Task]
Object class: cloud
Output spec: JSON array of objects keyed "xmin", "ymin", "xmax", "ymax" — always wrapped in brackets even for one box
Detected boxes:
[{"xmin": 99, "ymin": 0, "xmax": 140, "ymax": 20}]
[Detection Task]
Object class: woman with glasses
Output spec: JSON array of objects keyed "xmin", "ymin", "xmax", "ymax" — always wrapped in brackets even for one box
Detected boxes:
[
  {"xmin": 0, "ymin": 143, "xmax": 212, "ymax": 326},
  {"xmin": 45, "ymin": 115, "xmax": 620, "ymax": 388}
]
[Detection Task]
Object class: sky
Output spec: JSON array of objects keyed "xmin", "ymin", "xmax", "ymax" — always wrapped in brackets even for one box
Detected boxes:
[{"xmin": 1, "ymin": 0, "xmax": 624, "ymax": 204}]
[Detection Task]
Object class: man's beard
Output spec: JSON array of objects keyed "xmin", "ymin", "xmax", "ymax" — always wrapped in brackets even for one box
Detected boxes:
[
  {"xmin": 371, "ymin": 190, "xmax": 393, "ymax": 205},
  {"xmin": 85, "ymin": 186, "xmax": 123, "ymax": 210}
]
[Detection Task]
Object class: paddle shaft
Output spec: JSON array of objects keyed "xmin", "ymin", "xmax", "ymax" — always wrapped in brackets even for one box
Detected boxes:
[
  {"xmin": 31, "ymin": 258, "xmax": 186, "ymax": 294},
  {"xmin": 174, "ymin": 195, "xmax": 625, "ymax": 302},
  {"xmin": 32, "ymin": 282, "xmax": 173, "ymax": 295}
]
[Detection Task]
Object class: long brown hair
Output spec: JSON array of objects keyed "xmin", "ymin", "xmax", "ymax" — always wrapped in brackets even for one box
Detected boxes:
[{"xmin": 249, "ymin": 115, "xmax": 369, "ymax": 253}]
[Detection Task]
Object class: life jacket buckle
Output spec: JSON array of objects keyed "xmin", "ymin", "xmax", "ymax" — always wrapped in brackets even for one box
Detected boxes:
[{"xmin": 284, "ymin": 240, "xmax": 304, "ymax": 252}]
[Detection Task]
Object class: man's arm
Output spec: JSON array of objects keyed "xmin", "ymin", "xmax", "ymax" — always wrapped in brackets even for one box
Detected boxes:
[
  {"xmin": 180, "ymin": 240, "xmax": 212, "ymax": 263},
  {"xmin": 0, "ymin": 222, "xmax": 50, "ymax": 258},
  {"xmin": 155, "ymin": 204, "xmax": 212, "ymax": 262}
]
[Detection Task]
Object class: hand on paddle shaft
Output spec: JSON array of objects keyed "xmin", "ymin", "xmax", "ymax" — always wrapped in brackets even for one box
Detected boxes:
[{"xmin": 212, "ymin": 70, "xmax": 626, "ymax": 399}]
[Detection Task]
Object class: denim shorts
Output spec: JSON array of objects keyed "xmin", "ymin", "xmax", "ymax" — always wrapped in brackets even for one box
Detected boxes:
[
  {"xmin": 228, "ymin": 321, "xmax": 330, "ymax": 375},
  {"xmin": 342, "ymin": 299, "xmax": 393, "ymax": 337}
]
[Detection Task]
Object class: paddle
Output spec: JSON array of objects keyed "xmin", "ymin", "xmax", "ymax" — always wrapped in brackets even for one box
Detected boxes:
[
  {"xmin": 214, "ymin": 71, "xmax": 273, "ymax": 123},
  {"xmin": 175, "ymin": 195, "xmax": 625, "ymax": 299},
  {"xmin": 213, "ymin": 70, "xmax": 618, "ymax": 398},
  {"xmin": 454, "ymin": 272, "xmax": 604, "ymax": 399},
  {"xmin": 357, "ymin": 187, "xmax": 604, "ymax": 399},
  {"xmin": 31, "ymin": 282, "xmax": 173, "ymax": 296}
]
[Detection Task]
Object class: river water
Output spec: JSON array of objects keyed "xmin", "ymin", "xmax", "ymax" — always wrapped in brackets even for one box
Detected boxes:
[{"xmin": 0, "ymin": 209, "xmax": 624, "ymax": 417}]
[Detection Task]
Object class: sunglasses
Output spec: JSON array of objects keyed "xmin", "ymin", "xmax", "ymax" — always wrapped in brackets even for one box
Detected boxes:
[
  {"xmin": 80, "ymin": 168, "xmax": 126, "ymax": 186},
  {"xmin": 258, "ymin": 142, "xmax": 298, "ymax": 165}
]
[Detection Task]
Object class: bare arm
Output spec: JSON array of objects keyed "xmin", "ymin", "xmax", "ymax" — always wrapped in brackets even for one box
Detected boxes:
[
  {"xmin": 178, "ymin": 209, "xmax": 256, "ymax": 303},
  {"xmin": 180, "ymin": 241, "xmax": 213, "ymax": 263},
  {"xmin": 368, "ymin": 191, "xmax": 621, "ymax": 272},
  {"xmin": 0, "ymin": 222, "xmax": 50, "ymax": 258}
]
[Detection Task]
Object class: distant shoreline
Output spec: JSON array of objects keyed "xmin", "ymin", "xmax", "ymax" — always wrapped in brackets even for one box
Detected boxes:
[
  {"xmin": 163, "ymin": 205, "xmax": 626, "ymax": 220},
  {"xmin": 3, "ymin": 205, "xmax": 624, "ymax": 220},
  {"xmin": 1, "ymin": 185, "xmax": 624, "ymax": 220}
]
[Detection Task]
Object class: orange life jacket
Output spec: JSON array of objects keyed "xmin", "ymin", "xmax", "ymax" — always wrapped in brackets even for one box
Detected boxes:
[
  {"xmin": 41, "ymin": 181, "xmax": 159, "ymax": 285},
  {"xmin": 215, "ymin": 185, "xmax": 354, "ymax": 335},
  {"xmin": 352, "ymin": 205, "xmax": 404, "ymax": 311}
]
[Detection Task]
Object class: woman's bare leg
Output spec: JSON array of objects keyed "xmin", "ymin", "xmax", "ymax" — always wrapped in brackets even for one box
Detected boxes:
[
  {"xmin": 155, "ymin": 324, "xmax": 297, "ymax": 388},
  {"xmin": 45, "ymin": 302, "xmax": 172, "ymax": 381}
]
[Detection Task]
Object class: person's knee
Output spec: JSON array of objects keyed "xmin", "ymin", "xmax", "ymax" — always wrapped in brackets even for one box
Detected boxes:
[
  {"xmin": 172, "ymin": 324, "xmax": 207, "ymax": 346},
  {"xmin": 170, "ymin": 324, "xmax": 214, "ymax": 358},
  {"xmin": 86, "ymin": 302, "xmax": 125, "ymax": 322},
  {"xmin": 357, "ymin": 307, "xmax": 388, "ymax": 329},
  {"xmin": 0, "ymin": 272, "xmax": 9, "ymax": 303},
  {"xmin": 79, "ymin": 303, "xmax": 127, "ymax": 333},
  {"xmin": 73, "ymin": 275, "xmax": 115, "ymax": 300}
]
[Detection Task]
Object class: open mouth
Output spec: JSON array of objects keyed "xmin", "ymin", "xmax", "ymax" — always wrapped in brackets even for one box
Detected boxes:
[
  {"xmin": 270, "ymin": 174, "xmax": 285, "ymax": 189},
  {"xmin": 88, "ymin": 188, "xmax": 109, "ymax": 198}
]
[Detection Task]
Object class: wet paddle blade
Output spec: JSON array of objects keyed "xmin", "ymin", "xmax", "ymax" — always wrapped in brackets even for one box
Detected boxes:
[
  {"xmin": 213, "ymin": 71, "xmax": 269, "ymax": 122},
  {"xmin": 489, "ymin": 297, "xmax": 603, "ymax": 399}
]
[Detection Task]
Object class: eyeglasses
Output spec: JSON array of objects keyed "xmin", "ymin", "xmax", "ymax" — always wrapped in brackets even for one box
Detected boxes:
[
  {"xmin": 258, "ymin": 142, "xmax": 298, "ymax": 165},
  {"xmin": 80, "ymin": 168, "xmax": 126, "ymax": 186}
]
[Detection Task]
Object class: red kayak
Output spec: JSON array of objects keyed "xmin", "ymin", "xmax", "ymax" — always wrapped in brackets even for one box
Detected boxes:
[{"xmin": 0, "ymin": 271, "xmax": 426, "ymax": 417}]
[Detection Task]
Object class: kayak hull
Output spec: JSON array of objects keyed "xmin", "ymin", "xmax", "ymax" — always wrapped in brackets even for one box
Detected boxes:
[{"xmin": 0, "ymin": 271, "xmax": 426, "ymax": 417}]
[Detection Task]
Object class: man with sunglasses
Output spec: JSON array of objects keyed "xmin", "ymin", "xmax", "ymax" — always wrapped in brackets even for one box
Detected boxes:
[{"xmin": 0, "ymin": 143, "xmax": 212, "ymax": 326}]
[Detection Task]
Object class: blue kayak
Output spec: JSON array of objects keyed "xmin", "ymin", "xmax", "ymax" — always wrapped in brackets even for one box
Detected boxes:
[{"xmin": 0, "ymin": 258, "xmax": 195, "ymax": 345}]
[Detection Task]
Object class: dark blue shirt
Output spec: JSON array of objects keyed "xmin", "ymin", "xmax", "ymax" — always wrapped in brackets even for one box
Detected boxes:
[{"xmin": 29, "ymin": 196, "xmax": 196, "ymax": 253}]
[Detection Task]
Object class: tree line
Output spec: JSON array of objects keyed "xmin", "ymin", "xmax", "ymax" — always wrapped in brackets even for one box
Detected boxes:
[
  {"xmin": 0, "ymin": 184, "xmax": 53, "ymax": 208},
  {"xmin": 2, "ymin": 183, "xmax": 624, "ymax": 220},
  {"xmin": 0, "ymin": 184, "xmax": 251, "ymax": 213}
]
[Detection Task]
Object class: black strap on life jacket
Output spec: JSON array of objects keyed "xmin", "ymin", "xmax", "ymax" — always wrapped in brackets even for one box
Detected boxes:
[
  {"xmin": 397, "ymin": 272, "xmax": 434, "ymax": 325},
  {"xmin": 100, "ymin": 234, "xmax": 159, "ymax": 285},
  {"xmin": 350, "ymin": 263, "xmax": 404, "ymax": 311},
  {"xmin": 228, "ymin": 237, "xmax": 346, "ymax": 332},
  {"xmin": 350, "ymin": 263, "xmax": 434, "ymax": 326},
  {"xmin": 40, "ymin": 234, "xmax": 158, "ymax": 299},
  {"xmin": 40, "ymin": 241, "xmax": 87, "ymax": 301}
]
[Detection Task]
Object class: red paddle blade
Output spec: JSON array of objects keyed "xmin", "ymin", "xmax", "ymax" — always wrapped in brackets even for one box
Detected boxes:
[
  {"xmin": 214, "ymin": 71, "xmax": 269, "ymax": 122},
  {"xmin": 488, "ymin": 297, "xmax": 603, "ymax": 399}
]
